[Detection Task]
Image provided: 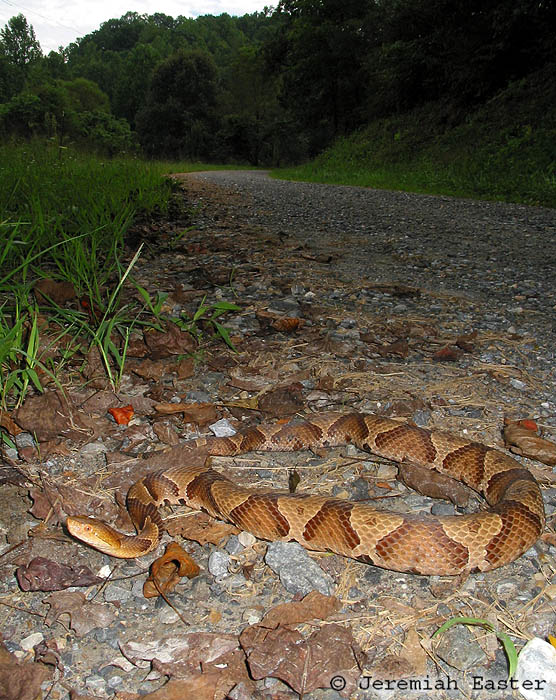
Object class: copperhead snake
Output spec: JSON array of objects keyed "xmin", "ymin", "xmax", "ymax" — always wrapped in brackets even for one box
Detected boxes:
[{"xmin": 67, "ymin": 412, "xmax": 545, "ymax": 575}]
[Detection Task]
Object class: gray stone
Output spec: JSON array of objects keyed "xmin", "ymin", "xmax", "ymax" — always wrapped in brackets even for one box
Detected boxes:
[
  {"xmin": 265, "ymin": 542, "xmax": 334, "ymax": 596},
  {"xmin": 434, "ymin": 625, "xmax": 487, "ymax": 671},
  {"xmin": 208, "ymin": 550, "xmax": 231, "ymax": 579},
  {"xmin": 515, "ymin": 638, "xmax": 556, "ymax": 700}
]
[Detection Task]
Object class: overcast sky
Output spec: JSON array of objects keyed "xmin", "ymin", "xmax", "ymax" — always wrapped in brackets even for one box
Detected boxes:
[{"xmin": 0, "ymin": 0, "xmax": 270, "ymax": 53}]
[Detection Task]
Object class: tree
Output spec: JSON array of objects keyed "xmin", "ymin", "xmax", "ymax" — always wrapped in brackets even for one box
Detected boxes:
[
  {"xmin": 136, "ymin": 49, "xmax": 218, "ymax": 158},
  {"xmin": 0, "ymin": 14, "xmax": 42, "ymax": 69},
  {"xmin": 267, "ymin": 0, "xmax": 370, "ymax": 152}
]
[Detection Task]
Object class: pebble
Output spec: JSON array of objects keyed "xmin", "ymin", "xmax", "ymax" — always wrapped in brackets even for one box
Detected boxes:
[
  {"xmin": 209, "ymin": 418, "xmax": 237, "ymax": 437},
  {"xmin": 515, "ymin": 638, "xmax": 556, "ymax": 700},
  {"xmin": 158, "ymin": 608, "xmax": 180, "ymax": 624},
  {"xmin": 431, "ymin": 502, "xmax": 456, "ymax": 516},
  {"xmin": 265, "ymin": 542, "xmax": 334, "ymax": 596},
  {"xmin": 208, "ymin": 550, "xmax": 231, "ymax": 578},
  {"xmin": 225, "ymin": 535, "xmax": 244, "ymax": 554},
  {"xmin": 19, "ymin": 632, "xmax": 43, "ymax": 651},
  {"xmin": 434, "ymin": 625, "xmax": 487, "ymax": 671},
  {"xmin": 103, "ymin": 584, "xmax": 132, "ymax": 603}
]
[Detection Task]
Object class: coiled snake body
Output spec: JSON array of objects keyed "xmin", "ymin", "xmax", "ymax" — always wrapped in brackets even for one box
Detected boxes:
[{"xmin": 67, "ymin": 412, "xmax": 545, "ymax": 575}]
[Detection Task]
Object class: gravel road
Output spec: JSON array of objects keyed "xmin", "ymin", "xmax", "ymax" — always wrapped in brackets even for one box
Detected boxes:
[{"xmin": 190, "ymin": 170, "xmax": 556, "ymax": 315}]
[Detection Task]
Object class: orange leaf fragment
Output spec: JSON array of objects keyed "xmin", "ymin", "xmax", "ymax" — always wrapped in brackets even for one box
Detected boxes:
[
  {"xmin": 517, "ymin": 418, "xmax": 539, "ymax": 432},
  {"xmin": 432, "ymin": 345, "xmax": 461, "ymax": 361},
  {"xmin": 503, "ymin": 418, "xmax": 556, "ymax": 466},
  {"xmin": 143, "ymin": 542, "xmax": 200, "ymax": 598},
  {"xmin": 108, "ymin": 404, "xmax": 134, "ymax": 425}
]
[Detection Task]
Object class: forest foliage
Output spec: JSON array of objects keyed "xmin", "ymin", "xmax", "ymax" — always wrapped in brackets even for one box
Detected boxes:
[{"xmin": 0, "ymin": 1, "xmax": 555, "ymax": 166}]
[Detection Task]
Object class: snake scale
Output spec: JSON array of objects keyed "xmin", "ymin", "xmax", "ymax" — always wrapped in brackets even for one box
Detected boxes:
[{"xmin": 67, "ymin": 412, "xmax": 545, "ymax": 575}]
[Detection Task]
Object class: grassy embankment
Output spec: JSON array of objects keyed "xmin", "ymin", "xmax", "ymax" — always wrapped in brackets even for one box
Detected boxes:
[
  {"xmin": 0, "ymin": 143, "xmax": 234, "ymax": 412},
  {"xmin": 274, "ymin": 65, "xmax": 556, "ymax": 208}
]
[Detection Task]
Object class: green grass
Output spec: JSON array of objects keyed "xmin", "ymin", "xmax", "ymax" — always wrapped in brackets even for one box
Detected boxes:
[
  {"xmin": 274, "ymin": 66, "xmax": 556, "ymax": 208},
  {"xmin": 0, "ymin": 141, "xmax": 243, "ymax": 411}
]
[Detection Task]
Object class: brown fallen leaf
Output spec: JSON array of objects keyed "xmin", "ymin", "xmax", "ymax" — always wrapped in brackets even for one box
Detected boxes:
[
  {"xmin": 0, "ymin": 640, "xmax": 52, "ymax": 700},
  {"xmin": 14, "ymin": 390, "xmax": 96, "ymax": 442},
  {"xmin": 271, "ymin": 317, "xmax": 305, "ymax": 333},
  {"xmin": 143, "ymin": 542, "xmax": 200, "ymax": 598},
  {"xmin": 165, "ymin": 511, "xmax": 239, "ymax": 546},
  {"xmin": 259, "ymin": 590, "xmax": 340, "ymax": 629},
  {"xmin": 402, "ymin": 628, "xmax": 428, "ymax": 676},
  {"xmin": 455, "ymin": 330, "xmax": 478, "ymax": 352},
  {"xmin": 43, "ymin": 591, "xmax": 116, "ymax": 637},
  {"xmin": 377, "ymin": 339, "xmax": 409, "ymax": 358},
  {"xmin": 144, "ymin": 322, "xmax": 196, "ymax": 358},
  {"xmin": 503, "ymin": 418, "xmax": 556, "ymax": 466},
  {"xmin": 120, "ymin": 633, "xmax": 244, "ymax": 694},
  {"xmin": 370, "ymin": 653, "xmax": 415, "ymax": 680},
  {"xmin": 240, "ymin": 623, "xmax": 361, "ymax": 696},
  {"xmin": 16, "ymin": 556, "xmax": 104, "ymax": 592},
  {"xmin": 154, "ymin": 402, "xmax": 219, "ymax": 427},
  {"xmin": 258, "ymin": 383, "xmax": 304, "ymax": 418},
  {"xmin": 130, "ymin": 358, "xmax": 168, "ymax": 380},
  {"xmin": 0, "ymin": 409, "xmax": 22, "ymax": 436},
  {"xmin": 175, "ymin": 357, "xmax": 195, "ymax": 379},
  {"xmin": 397, "ymin": 461, "xmax": 471, "ymax": 507},
  {"xmin": 152, "ymin": 420, "xmax": 180, "ymax": 446},
  {"xmin": 34, "ymin": 278, "xmax": 76, "ymax": 305}
]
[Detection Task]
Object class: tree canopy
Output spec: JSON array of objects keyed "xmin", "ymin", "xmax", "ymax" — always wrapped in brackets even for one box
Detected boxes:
[{"xmin": 0, "ymin": 2, "xmax": 553, "ymax": 161}]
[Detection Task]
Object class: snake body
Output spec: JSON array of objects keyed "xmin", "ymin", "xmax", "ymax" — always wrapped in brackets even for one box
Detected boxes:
[{"xmin": 67, "ymin": 412, "xmax": 545, "ymax": 575}]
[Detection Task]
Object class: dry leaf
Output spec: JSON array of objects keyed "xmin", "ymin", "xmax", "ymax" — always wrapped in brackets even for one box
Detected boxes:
[
  {"xmin": 43, "ymin": 591, "xmax": 116, "ymax": 637},
  {"xmin": 34, "ymin": 278, "xmax": 76, "ymax": 305},
  {"xmin": 144, "ymin": 323, "xmax": 196, "ymax": 358},
  {"xmin": 271, "ymin": 317, "xmax": 305, "ymax": 333},
  {"xmin": 16, "ymin": 556, "xmax": 104, "ymax": 592},
  {"xmin": 432, "ymin": 345, "xmax": 462, "ymax": 361},
  {"xmin": 258, "ymin": 383, "xmax": 304, "ymax": 418},
  {"xmin": 377, "ymin": 339, "xmax": 409, "ymax": 358},
  {"xmin": 108, "ymin": 404, "xmax": 134, "ymax": 425},
  {"xmin": 154, "ymin": 402, "xmax": 218, "ymax": 427},
  {"xmin": 165, "ymin": 511, "xmax": 239, "ymax": 546},
  {"xmin": 240, "ymin": 623, "xmax": 360, "ymax": 696},
  {"xmin": 260, "ymin": 591, "xmax": 340, "ymax": 629},
  {"xmin": 143, "ymin": 542, "xmax": 200, "ymax": 598},
  {"xmin": 397, "ymin": 461, "xmax": 471, "ymax": 507},
  {"xmin": 0, "ymin": 641, "xmax": 52, "ymax": 700},
  {"xmin": 0, "ymin": 409, "xmax": 22, "ymax": 436},
  {"xmin": 503, "ymin": 418, "xmax": 556, "ymax": 466},
  {"xmin": 402, "ymin": 628, "xmax": 428, "ymax": 675}
]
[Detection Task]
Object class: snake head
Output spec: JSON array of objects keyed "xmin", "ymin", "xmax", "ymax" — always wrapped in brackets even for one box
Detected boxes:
[{"xmin": 66, "ymin": 515, "xmax": 123, "ymax": 556}]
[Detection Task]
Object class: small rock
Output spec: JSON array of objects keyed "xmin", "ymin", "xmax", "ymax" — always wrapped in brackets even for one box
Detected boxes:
[
  {"xmin": 80, "ymin": 441, "xmax": 108, "ymax": 455},
  {"xmin": 265, "ymin": 542, "xmax": 334, "ymax": 596},
  {"xmin": 242, "ymin": 608, "xmax": 262, "ymax": 625},
  {"xmin": 208, "ymin": 550, "xmax": 231, "ymax": 578},
  {"xmin": 158, "ymin": 608, "xmax": 179, "ymax": 624},
  {"xmin": 225, "ymin": 535, "xmax": 244, "ymax": 554},
  {"xmin": 495, "ymin": 577, "xmax": 519, "ymax": 598},
  {"xmin": 515, "ymin": 638, "xmax": 556, "ymax": 700},
  {"xmin": 376, "ymin": 464, "xmax": 398, "ymax": 480},
  {"xmin": 434, "ymin": 624, "xmax": 487, "ymax": 671},
  {"xmin": 209, "ymin": 418, "xmax": 237, "ymax": 437},
  {"xmin": 103, "ymin": 584, "xmax": 132, "ymax": 603},
  {"xmin": 85, "ymin": 675, "xmax": 107, "ymax": 694},
  {"xmin": 237, "ymin": 531, "xmax": 256, "ymax": 548},
  {"xmin": 20, "ymin": 632, "xmax": 44, "ymax": 651},
  {"xmin": 431, "ymin": 503, "xmax": 456, "ymax": 516}
]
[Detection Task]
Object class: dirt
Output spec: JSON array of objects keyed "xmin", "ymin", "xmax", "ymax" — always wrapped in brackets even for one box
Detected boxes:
[{"xmin": 0, "ymin": 171, "xmax": 555, "ymax": 700}]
